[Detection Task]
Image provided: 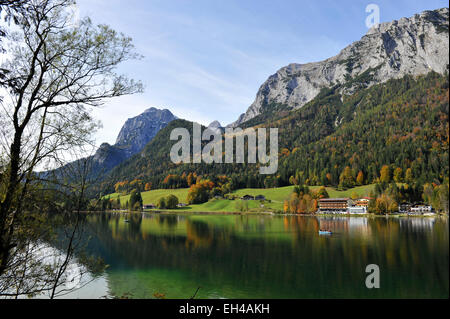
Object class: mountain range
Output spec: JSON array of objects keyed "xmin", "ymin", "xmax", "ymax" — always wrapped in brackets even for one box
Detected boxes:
[
  {"xmin": 51, "ymin": 8, "xmax": 449, "ymax": 196},
  {"xmin": 230, "ymin": 7, "xmax": 448, "ymax": 127},
  {"xmin": 93, "ymin": 107, "xmax": 178, "ymax": 172},
  {"xmin": 45, "ymin": 107, "xmax": 177, "ymax": 183}
]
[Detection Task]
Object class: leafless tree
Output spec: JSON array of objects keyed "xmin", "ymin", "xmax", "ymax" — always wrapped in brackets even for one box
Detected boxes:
[
  {"xmin": 0, "ymin": 153, "xmax": 106, "ymax": 298},
  {"xmin": 0, "ymin": 0, "xmax": 142, "ymax": 297}
]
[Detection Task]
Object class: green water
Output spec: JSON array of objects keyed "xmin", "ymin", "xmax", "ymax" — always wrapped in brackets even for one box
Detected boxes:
[{"xmin": 80, "ymin": 213, "xmax": 448, "ymax": 299}]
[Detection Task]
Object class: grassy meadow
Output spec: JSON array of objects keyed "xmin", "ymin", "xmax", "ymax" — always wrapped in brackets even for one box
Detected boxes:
[{"xmin": 103, "ymin": 184, "xmax": 376, "ymax": 213}]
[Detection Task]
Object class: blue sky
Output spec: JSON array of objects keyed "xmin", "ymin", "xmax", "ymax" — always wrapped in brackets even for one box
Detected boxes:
[{"xmin": 76, "ymin": 0, "xmax": 449, "ymax": 145}]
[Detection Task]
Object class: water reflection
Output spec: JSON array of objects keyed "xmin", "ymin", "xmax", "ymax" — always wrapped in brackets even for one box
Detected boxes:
[
  {"xmin": 398, "ymin": 218, "xmax": 436, "ymax": 231},
  {"xmin": 79, "ymin": 213, "xmax": 448, "ymax": 299}
]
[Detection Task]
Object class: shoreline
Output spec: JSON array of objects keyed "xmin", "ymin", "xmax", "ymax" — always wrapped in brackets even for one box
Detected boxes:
[{"xmin": 80, "ymin": 210, "xmax": 448, "ymax": 218}]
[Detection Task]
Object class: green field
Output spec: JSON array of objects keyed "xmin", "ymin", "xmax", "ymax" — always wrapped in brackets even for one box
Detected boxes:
[
  {"xmin": 232, "ymin": 184, "xmax": 376, "ymax": 201},
  {"xmin": 106, "ymin": 188, "xmax": 190, "ymax": 206},
  {"xmin": 104, "ymin": 184, "xmax": 376, "ymax": 213},
  {"xmin": 325, "ymin": 184, "xmax": 376, "ymax": 198}
]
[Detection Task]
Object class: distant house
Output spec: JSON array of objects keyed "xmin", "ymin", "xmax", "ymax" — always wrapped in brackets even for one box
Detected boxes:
[
  {"xmin": 214, "ymin": 195, "xmax": 224, "ymax": 199},
  {"xmin": 319, "ymin": 198, "xmax": 353, "ymax": 213},
  {"xmin": 241, "ymin": 195, "xmax": 255, "ymax": 201},
  {"xmin": 399, "ymin": 202, "xmax": 412, "ymax": 213},
  {"xmin": 255, "ymin": 195, "xmax": 266, "ymax": 201},
  {"xmin": 177, "ymin": 203, "xmax": 188, "ymax": 207},
  {"xmin": 354, "ymin": 197, "xmax": 372, "ymax": 207},
  {"xmin": 410, "ymin": 204, "xmax": 433, "ymax": 214},
  {"xmin": 143, "ymin": 204, "xmax": 156, "ymax": 209}
]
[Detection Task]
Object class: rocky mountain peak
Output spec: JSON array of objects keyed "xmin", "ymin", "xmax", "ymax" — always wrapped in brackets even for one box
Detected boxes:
[
  {"xmin": 207, "ymin": 120, "xmax": 224, "ymax": 134},
  {"xmin": 115, "ymin": 107, "xmax": 177, "ymax": 157},
  {"xmin": 49, "ymin": 107, "xmax": 178, "ymax": 182},
  {"xmin": 230, "ymin": 7, "xmax": 449, "ymax": 127}
]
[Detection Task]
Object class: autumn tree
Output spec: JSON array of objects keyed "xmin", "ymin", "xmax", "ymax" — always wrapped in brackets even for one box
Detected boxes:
[
  {"xmin": 284, "ymin": 187, "xmax": 317, "ymax": 214},
  {"xmin": 157, "ymin": 197, "xmax": 166, "ymax": 209},
  {"xmin": 315, "ymin": 186, "xmax": 329, "ymax": 199},
  {"xmin": 114, "ymin": 181, "xmax": 129, "ymax": 194},
  {"xmin": 338, "ymin": 166, "xmax": 355, "ymax": 189},
  {"xmin": 356, "ymin": 171, "xmax": 364, "ymax": 185},
  {"xmin": 380, "ymin": 165, "xmax": 391, "ymax": 183},
  {"xmin": 187, "ymin": 173, "xmax": 195, "ymax": 187},
  {"xmin": 289, "ymin": 175, "xmax": 297, "ymax": 185},
  {"xmin": 422, "ymin": 183, "xmax": 434, "ymax": 204},
  {"xmin": 187, "ymin": 179, "xmax": 215, "ymax": 204},
  {"xmin": 405, "ymin": 168, "xmax": 414, "ymax": 183},
  {"xmin": 129, "ymin": 189, "xmax": 143, "ymax": 211},
  {"xmin": 393, "ymin": 167, "xmax": 403, "ymax": 183},
  {"xmin": 373, "ymin": 194, "xmax": 398, "ymax": 214},
  {"xmin": 421, "ymin": 182, "xmax": 450, "ymax": 213},
  {"xmin": 165, "ymin": 195, "xmax": 179, "ymax": 209},
  {"xmin": 437, "ymin": 182, "xmax": 449, "ymax": 213}
]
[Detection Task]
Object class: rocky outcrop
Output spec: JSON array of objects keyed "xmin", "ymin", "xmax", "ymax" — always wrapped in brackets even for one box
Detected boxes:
[
  {"xmin": 49, "ymin": 107, "xmax": 177, "ymax": 180},
  {"xmin": 206, "ymin": 120, "xmax": 224, "ymax": 134},
  {"xmin": 231, "ymin": 8, "xmax": 449, "ymax": 127},
  {"xmin": 92, "ymin": 143, "xmax": 128, "ymax": 172},
  {"xmin": 114, "ymin": 107, "xmax": 177, "ymax": 157}
]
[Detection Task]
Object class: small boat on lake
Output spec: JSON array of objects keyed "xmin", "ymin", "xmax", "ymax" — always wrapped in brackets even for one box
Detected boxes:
[{"xmin": 319, "ymin": 230, "xmax": 332, "ymax": 235}]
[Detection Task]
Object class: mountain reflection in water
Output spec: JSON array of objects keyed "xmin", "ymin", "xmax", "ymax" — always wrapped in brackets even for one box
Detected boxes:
[{"xmin": 66, "ymin": 213, "xmax": 448, "ymax": 299}]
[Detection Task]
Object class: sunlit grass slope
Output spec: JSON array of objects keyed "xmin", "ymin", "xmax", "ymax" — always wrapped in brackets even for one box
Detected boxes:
[{"xmin": 104, "ymin": 184, "xmax": 376, "ymax": 213}]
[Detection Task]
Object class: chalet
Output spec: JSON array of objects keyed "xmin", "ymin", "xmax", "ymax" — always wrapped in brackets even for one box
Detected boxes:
[
  {"xmin": 255, "ymin": 195, "xmax": 266, "ymax": 201},
  {"xmin": 410, "ymin": 204, "xmax": 433, "ymax": 214},
  {"xmin": 354, "ymin": 197, "xmax": 373, "ymax": 207},
  {"xmin": 399, "ymin": 202, "xmax": 412, "ymax": 214},
  {"xmin": 241, "ymin": 195, "xmax": 255, "ymax": 201},
  {"xmin": 319, "ymin": 198, "xmax": 353, "ymax": 213},
  {"xmin": 143, "ymin": 204, "xmax": 156, "ymax": 209}
]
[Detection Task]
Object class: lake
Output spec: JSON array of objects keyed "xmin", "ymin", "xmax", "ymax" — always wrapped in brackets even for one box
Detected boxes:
[{"xmin": 61, "ymin": 213, "xmax": 449, "ymax": 299}]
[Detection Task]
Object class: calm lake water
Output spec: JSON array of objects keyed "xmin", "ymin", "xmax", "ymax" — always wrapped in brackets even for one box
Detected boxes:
[{"xmin": 63, "ymin": 213, "xmax": 449, "ymax": 299}]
